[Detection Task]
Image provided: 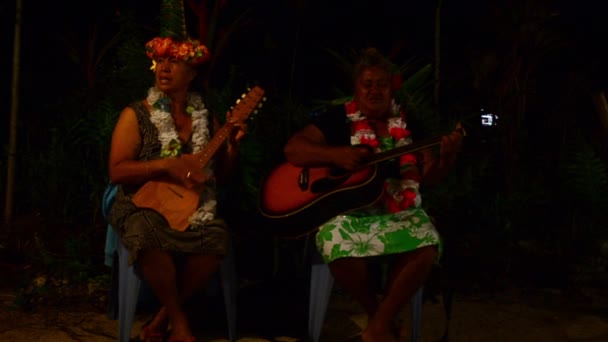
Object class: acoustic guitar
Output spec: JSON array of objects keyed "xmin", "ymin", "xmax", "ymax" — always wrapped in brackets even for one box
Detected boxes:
[
  {"xmin": 259, "ymin": 129, "xmax": 463, "ymax": 236},
  {"xmin": 132, "ymin": 86, "xmax": 266, "ymax": 231}
]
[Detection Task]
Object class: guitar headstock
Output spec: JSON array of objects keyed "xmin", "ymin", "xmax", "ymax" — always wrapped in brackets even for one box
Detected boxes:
[{"xmin": 231, "ymin": 85, "xmax": 266, "ymax": 121}]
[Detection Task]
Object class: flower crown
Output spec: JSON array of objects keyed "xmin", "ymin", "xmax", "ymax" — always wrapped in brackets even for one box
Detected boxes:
[{"xmin": 145, "ymin": 36, "xmax": 211, "ymax": 66}]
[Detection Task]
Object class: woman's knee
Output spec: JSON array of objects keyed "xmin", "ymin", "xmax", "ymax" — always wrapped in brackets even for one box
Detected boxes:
[
  {"xmin": 417, "ymin": 245, "xmax": 439, "ymax": 264},
  {"xmin": 396, "ymin": 245, "xmax": 437, "ymax": 269}
]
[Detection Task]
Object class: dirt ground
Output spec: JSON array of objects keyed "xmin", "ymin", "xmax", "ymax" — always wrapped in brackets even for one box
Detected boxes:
[
  {"xmin": 1, "ymin": 282, "xmax": 607, "ymax": 342},
  {"xmin": 1, "ymin": 220, "xmax": 607, "ymax": 341}
]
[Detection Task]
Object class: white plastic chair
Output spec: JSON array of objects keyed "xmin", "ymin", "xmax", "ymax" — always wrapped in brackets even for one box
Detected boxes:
[{"xmin": 102, "ymin": 184, "xmax": 237, "ymax": 342}]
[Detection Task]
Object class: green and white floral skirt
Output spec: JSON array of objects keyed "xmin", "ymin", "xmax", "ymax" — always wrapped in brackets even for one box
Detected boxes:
[{"xmin": 315, "ymin": 207, "xmax": 442, "ymax": 263}]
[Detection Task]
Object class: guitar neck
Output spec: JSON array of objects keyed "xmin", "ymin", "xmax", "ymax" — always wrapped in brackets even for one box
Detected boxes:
[
  {"xmin": 365, "ymin": 126, "xmax": 467, "ymax": 166},
  {"xmin": 363, "ymin": 135, "xmax": 443, "ymax": 166},
  {"xmin": 193, "ymin": 86, "xmax": 265, "ymax": 167},
  {"xmin": 197, "ymin": 122, "xmax": 235, "ymax": 167}
]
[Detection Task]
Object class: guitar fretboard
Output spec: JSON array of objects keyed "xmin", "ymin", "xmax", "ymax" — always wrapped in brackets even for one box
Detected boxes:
[
  {"xmin": 196, "ymin": 86, "xmax": 264, "ymax": 168},
  {"xmin": 364, "ymin": 136, "xmax": 443, "ymax": 166}
]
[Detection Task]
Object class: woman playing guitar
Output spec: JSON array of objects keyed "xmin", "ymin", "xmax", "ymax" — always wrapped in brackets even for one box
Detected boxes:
[{"xmin": 282, "ymin": 48, "xmax": 463, "ymax": 342}]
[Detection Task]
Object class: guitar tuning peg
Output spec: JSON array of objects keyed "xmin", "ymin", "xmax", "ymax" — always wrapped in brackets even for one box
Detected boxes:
[
  {"xmin": 263, "ymin": 97, "xmax": 267, "ymax": 102},
  {"xmin": 247, "ymin": 87, "xmax": 251, "ymax": 91},
  {"xmin": 254, "ymin": 110, "xmax": 258, "ymax": 114},
  {"xmin": 241, "ymin": 94, "xmax": 246, "ymax": 98},
  {"xmin": 236, "ymin": 99, "xmax": 241, "ymax": 104},
  {"xmin": 257, "ymin": 103, "xmax": 263, "ymax": 108}
]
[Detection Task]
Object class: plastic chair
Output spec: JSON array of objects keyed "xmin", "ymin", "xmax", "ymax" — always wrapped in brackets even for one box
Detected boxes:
[
  {"xmin": 102, "ymin": 183, "xmax": 238, "ymax": 342},
  {"xmin": 307, "ymin": 245, "xmax": 424, "ymax": 342}
]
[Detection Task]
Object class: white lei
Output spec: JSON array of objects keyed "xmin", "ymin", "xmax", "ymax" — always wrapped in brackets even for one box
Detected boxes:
[{"xmin": 147, "ymin": 86, "xmax": 218, "ymax": 227}]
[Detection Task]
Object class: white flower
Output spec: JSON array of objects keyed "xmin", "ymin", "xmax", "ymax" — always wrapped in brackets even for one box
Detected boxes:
[
  {"xmin": 346, "ymin": 110, "xmax": 365, "ymax": 122},
  {"xmin": 341, "ymin": 232, "xmax": 385, "ymax": 256},
  {"xmin": 387, "ymin": 117, "xmax": 406, "ymax": 130},
  {"xmin": 147, "ymin": 86, "xmax": 217, "ymax": 226},
  {"xmin": 391, "ymin": 99, "xmax": 401, "ymax": 115}
]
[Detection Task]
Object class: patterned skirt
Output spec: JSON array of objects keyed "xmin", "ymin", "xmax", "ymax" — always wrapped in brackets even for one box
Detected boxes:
[
  {"xmin": 315, "ymin": 207, "xmax": 441, "ymax": 263},
  {"xmin": 114, "ymin": 209, "xmax": 229, "ymax": 265}
]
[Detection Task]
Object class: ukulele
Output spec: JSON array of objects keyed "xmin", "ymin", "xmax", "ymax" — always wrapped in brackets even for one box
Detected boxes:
[{"xmin": 132, "ymin": 86, "xmax": 265, "ymax": 231}]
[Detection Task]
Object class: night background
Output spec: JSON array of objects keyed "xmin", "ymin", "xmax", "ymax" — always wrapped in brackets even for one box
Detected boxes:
[{"xmin": 1, "ymin": 0, "xmax": 608, "ymax": 339}]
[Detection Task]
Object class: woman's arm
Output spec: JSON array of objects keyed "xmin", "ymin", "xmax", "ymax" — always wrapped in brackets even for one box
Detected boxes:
[
  {"xmin": 420, "ymin": 123, "xmax": 464, "ymax": 185},
  {"xmin": 214, "ymin": 111, "xmax": 247, "ymax": 184},
  {"xmin": 108, "ymin": 107, "xmax": 171, "ymax": 184},
  {"xmin": 284, "ymin": 124, "xmax": 372, "ymax": 171},
  {"xmin": 108, "ymin": 106, "xmax": 204, "ymax": 187}
]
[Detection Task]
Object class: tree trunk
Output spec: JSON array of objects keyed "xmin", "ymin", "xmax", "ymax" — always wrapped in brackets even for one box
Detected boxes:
[
  {"xmin": 434, "ymin": 0, "xmax": 443, "ymax": 115},
  {"xmin": 4, "ymin": 0, "xmax": 22, "ymax": 227},
  {"xmin": 591, "ymin": 90, "xmax": 608, "ymax": 135}
]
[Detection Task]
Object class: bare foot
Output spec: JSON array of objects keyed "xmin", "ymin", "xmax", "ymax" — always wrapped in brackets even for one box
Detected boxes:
[
  {"xmin": 167, "ymin": 310, "xmax": 192, "ymax": 340},
  {"xmin": 140, "ymin": 307, "xmax": 168, "ymax": 341}
]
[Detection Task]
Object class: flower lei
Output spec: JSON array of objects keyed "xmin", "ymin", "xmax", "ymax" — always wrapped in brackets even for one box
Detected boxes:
[
  {"xmin": 344, "ymin": 99, "xmax": 422, "ymax": 213},
  {"xmin": 145, "ymin": 37, "xmax": 210, "ymax": 67},
  {"xmin": 147, "ymin": 86, "xmax": 218, "ymax": 226},
  {"xmin": 345, "ymin": 99, "xmax": 411, "ymax": 151}
]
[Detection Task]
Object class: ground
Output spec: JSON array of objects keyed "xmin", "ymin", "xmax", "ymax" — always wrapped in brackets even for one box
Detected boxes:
[
  {"xmin": 1, "ymin": 218, "xmax": 607, "ymax": 341},
  {"xmin": 1, "ymin": 275, "xmax": 608, "ymax": 342}
]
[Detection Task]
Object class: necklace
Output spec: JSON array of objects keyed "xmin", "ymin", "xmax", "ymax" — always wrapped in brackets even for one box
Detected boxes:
[
  {"xmin": 344, "ymin": 99, "xmax": 420, "ymax": 213},
  {"xmin": 344, "ymin": 99, "xmax": 412, "ymax": 151},
  {"xmin": 146, "ymin": 86, "xmax": 217, "ymax": 227},
  {"xmin": 147, "ymin": 86, "xmax": 210, "ymax": 157}
]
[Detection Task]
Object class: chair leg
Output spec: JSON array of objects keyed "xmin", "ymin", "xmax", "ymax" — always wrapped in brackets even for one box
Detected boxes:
[
  {"xmin": 308, "ymin": 263, "xmax": 334, "ymax": 342},
  {"xmin": 220, "ymin": 247, "xmax": 238, "ymax": 342},
  {"xmin": 117, "ymin": 241, "xmax": 142, "ymax": 342},
  {"xmin": 410, "ymin": 287, "xmax": 423, "ymax": 342}
]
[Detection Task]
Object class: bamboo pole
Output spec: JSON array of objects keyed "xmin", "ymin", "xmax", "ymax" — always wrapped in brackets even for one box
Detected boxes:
[
  {"xmin": 4, "ymin": 0, "xmax": 22, "ymax": 227},
  {"xmin": 434, "ymin": 0, "xmax": 443, "ymax": 115}
]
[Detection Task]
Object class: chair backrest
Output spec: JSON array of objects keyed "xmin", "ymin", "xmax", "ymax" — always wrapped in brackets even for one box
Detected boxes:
[
  {"xmin": 103, "ymin": 183, "xmax": 119, "ymax": 267},
  {"xmin": 102, "ymin": 183, "xmax": 118, "ymax": 220}
]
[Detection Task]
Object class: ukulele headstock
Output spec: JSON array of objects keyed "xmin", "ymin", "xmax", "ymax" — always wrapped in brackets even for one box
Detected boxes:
[{"xmin": 231, "ymin": 85, "xmax": 266, "ymax": 122}]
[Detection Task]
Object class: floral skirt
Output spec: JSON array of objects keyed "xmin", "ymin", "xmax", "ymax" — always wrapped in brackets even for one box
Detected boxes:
[{"xmin": 315, "ymin": 208, "xmax": 441, "ymax": 263}]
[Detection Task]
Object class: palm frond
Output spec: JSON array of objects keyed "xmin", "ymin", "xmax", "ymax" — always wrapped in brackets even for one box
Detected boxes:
[
  {"xmin": 560, "ymin": 139, "xmax": 608, "ymax": 212},
  {"xmin": 160, "ymin": 0, "xmax": 187, "ymax": 39}
]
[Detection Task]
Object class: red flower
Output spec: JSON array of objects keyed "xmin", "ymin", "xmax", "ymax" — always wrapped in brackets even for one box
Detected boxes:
[
  {"xmin": 390, "ymin": 127, "xmax": 411, "ymax": 141},
  {"xmin": 145, "ymin": 37, "xmax": 210, "ymax": 66},
  {"xmin": 353, "ymin": 120, "xmax": 371, "ymax": 131},
  {"xmin": 387, "ymin": 199, "xmax": 401, "ymax": 213},
  {"xmin": 400, "ymin": 189, "xmax": 417, "ymax": 209},
  {"xmin": 401, "ymin": 170, "xmax": 422, "ymax": 182},
  {"xmin": 360, "ymin": 136, "xmax": 379, "ymax": 148},
  {"xmin": 400, "ymin": 153, "xmax": 417, "ymax": 166},
  {"xmin": 345, "ymin": 101, "xmax": 358, "ymax": 114}
]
